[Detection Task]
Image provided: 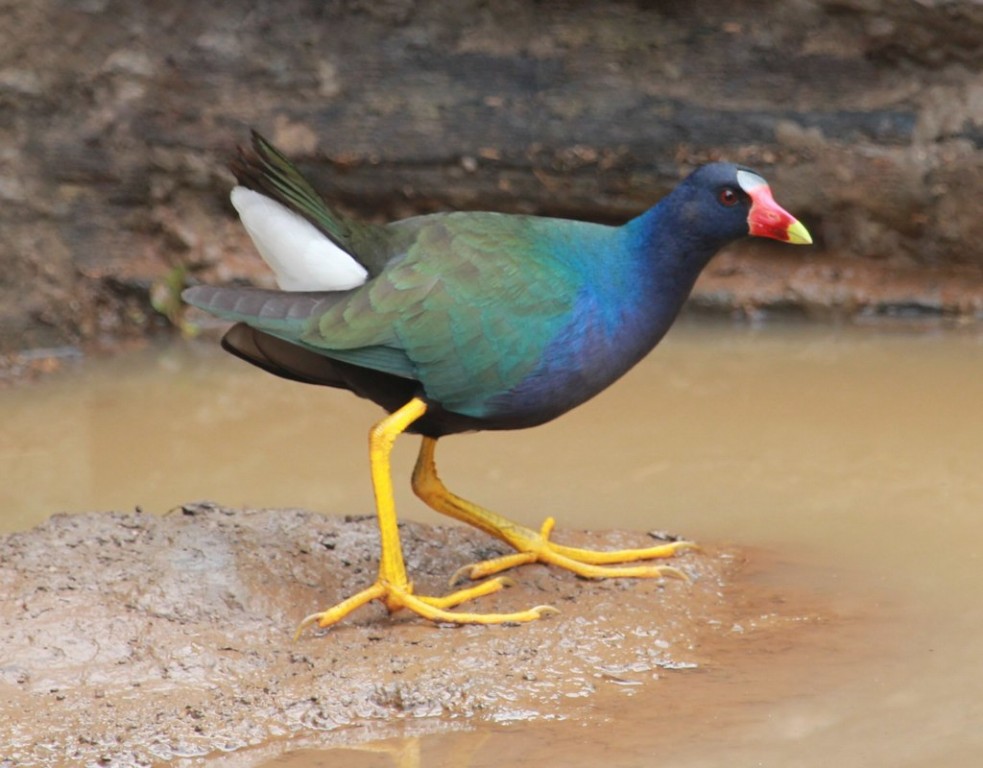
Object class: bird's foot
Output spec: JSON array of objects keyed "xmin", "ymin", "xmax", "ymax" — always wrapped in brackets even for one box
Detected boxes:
[
  {"xmin": 452, "ymin": 517, "xmax": 698, "ymax": 584},
  {"xmin": 294, "ymin": 576, "xmax": 558, "ymax": 637}
]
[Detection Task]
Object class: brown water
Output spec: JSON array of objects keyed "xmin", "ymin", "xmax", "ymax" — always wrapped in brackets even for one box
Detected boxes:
[{"xmin": 3, "ymin": 319, "xmax": 983, "ymax": 766}]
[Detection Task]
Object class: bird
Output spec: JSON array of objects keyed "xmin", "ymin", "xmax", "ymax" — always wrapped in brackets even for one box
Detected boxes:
[{"xmin": 182, "ymin": 132, "xmax": 812, "ymax": 634}]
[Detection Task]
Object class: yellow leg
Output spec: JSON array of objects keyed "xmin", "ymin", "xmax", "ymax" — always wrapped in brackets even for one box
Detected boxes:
[
  {"xmin": 411, "ymin": 436, "xmax": 697, "ymax": 584},
  {"xmin": 297, "ymin": 398, "xmax": 556, "ymax": 636}
]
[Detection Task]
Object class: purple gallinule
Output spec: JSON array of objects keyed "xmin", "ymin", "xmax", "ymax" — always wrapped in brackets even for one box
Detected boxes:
[{"xmin": 183, "ymin": 133, "xmax": 811, "ymax": 633}]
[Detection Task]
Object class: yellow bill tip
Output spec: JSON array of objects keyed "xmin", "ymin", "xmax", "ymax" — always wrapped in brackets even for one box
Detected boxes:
[{"xmin": 786, "ymin": 219, "xmax": 813, "ymax": 245}]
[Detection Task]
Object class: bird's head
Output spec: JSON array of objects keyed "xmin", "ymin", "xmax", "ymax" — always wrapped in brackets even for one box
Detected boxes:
[{"xmin": 670, "ymin": 163, "xmax": 812, "ymax": 250}]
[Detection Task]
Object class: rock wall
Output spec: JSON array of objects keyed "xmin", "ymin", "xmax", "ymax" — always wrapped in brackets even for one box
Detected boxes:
[{"xmin": 2, "ymin": 0, "xmax": 981, "ymax": 352}]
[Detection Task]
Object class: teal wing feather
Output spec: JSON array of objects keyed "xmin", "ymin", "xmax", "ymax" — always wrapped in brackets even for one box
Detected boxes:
[{"xmin": 302, "ymin": 212, "xmax": 585, "ymax": 415}]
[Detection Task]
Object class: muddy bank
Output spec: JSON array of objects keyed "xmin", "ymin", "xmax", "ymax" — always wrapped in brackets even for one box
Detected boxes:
[{"xmin": 0, "ymin": 503, "xmax": 833, "ymax": 766}]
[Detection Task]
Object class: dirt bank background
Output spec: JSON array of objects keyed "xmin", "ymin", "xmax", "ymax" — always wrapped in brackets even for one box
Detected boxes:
[{"xmin": 2, "ymin": 0, "xmax": 982, "ymax": 358}]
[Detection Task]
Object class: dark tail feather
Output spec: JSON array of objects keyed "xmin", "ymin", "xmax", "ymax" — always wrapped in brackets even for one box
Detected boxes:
[{"xmin": 221, "ymin": 323, "xmax": 348, "ymax": 388}]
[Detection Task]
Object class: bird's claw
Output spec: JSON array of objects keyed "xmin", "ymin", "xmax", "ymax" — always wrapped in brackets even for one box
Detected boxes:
[
  {"xmin": 294, "ymin": 575, "xmax": 557, "ymax": 637},
  {"xmin": 452, "ymin": 516, "xmax": 698, "ymax": 583}
]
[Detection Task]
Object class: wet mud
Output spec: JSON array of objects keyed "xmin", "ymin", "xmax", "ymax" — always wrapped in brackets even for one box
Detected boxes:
[{"xmin": 0, "ymin": 503, "xmax": 837, "ymax": 766}]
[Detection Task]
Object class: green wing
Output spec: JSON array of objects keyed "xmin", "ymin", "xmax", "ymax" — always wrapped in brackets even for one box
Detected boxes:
[{"xmin": 306, "ymin": 213, "xmax": 588, "ymax": 414}]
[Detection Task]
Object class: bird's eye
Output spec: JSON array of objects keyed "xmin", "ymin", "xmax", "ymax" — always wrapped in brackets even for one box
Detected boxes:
[{"xmin": 719, "ymin": 187, "xmax": 739, "ymax": 207}]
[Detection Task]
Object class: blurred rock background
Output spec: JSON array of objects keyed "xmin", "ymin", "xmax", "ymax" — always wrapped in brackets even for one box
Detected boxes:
[{"xmin": 2, "ymin": 0, "xmax": 981, "ymax": 354}]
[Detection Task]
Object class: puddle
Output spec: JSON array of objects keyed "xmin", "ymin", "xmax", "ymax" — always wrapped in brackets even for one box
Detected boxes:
[{"xmin": 2, "ymin": 319, "xmax": 982, "ymax": 766}]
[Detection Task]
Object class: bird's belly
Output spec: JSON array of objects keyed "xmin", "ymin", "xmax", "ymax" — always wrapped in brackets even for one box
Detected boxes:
[
  {"xmin": 416, "ymin": 391, "xmax": 584, "ymax": 437},
  {"xmin": 470, "ymin": 324, "xmax": 659, "ymax": 431},
  {"xmin": 406, "ymin": 351, "xmax": 631, "ymax": 437}
]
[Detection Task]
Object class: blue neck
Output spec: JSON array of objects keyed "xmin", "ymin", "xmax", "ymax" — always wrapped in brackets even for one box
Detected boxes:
[
  {"xmin": 617, "ymin": 202, "xmax": 720, "ymax": 340},
  {"xmin": 625, "ymin": 202, "xmax": 724, "ymax": 289},
  {"xmin": 540, "ymin": 203, "xmax": 720, "ymax": 399}
]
